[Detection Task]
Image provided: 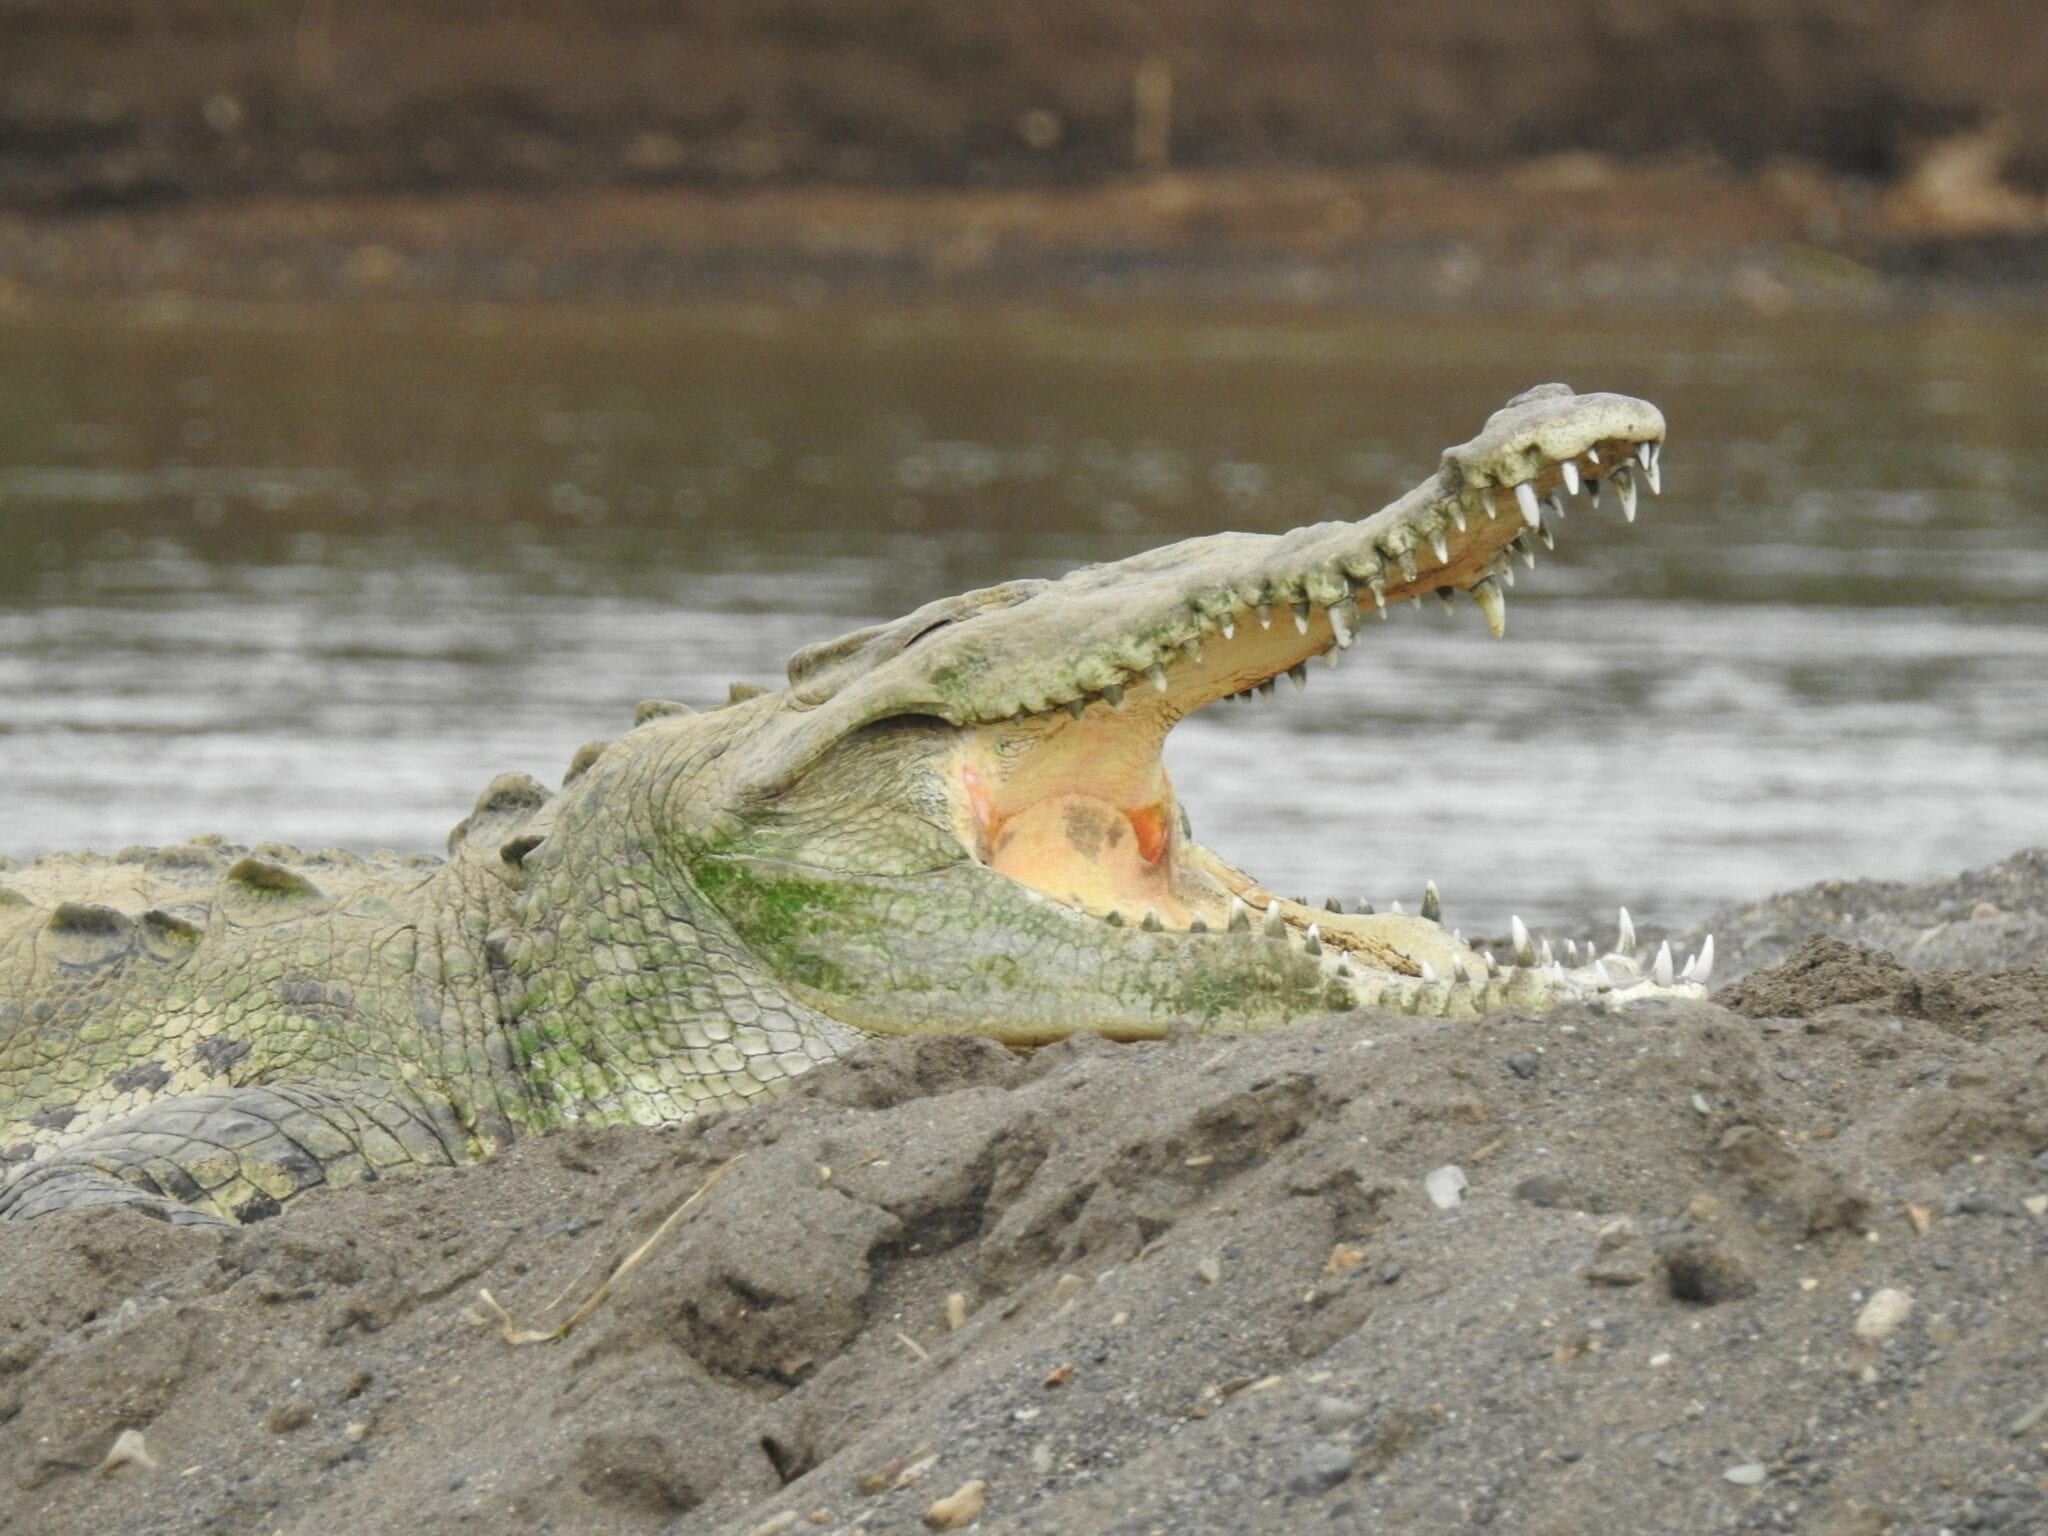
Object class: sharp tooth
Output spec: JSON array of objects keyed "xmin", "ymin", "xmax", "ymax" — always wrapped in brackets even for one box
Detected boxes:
[
  {"xmin": 1256, "ymin": 679, "xmax": 1275, "ymax": 698},
  {"xmin": 1563, "ymin": 939, "xmax": 1578, "ymax": 963},
  {"xmin": 1292, "ymin": 600, "xmax": 1311, "ymax": 634},
  {"xmin": 1679, "ymin": 950, "xmax": 1696, "ymax": 981},
  {"xmin": 1389, "ymin": 900, "xmax": 1404, "ymax": 915},
  {"xmin": 1457, "ymin": 957, "xmax": 1481, "ymax": 986},
  {"xmin": 1256, "ymin": 602, "xmax": 1273, "ymax": 629},
  {"xmin": 1549, "ymin": 961, "xmax": 1567, "ymax": 983},
  {"xmin": 1510, "ymin": 915, "xmax": 1535, "ymax": 967},
  {"xmin": 1320, "ymin": 644, "xmax": 1340, "ymax": 668},
  {"xmin": 1538, "ymin": 939, "xmax": 1554, "ymax": 967},
  {"xmin": 1142, "ymin": 908, "xmax": 1164, "ymax": 932},
  {"xmin": 1189, "ymin": 915, "xmax": 1209, "ymax": 934},
  {"xmin": 1369, "ymin": 578, "xmax": 1387, "ymax": 613},
  {"xmin": 1538, "ymin": 523, "xmax": 1555, "ymax": 550},
  {"xmin": 1591, "ymin": 958, "xmax": 1614, "ymax": 989},
  {"xmin": 1435, "ymin": 586, "xmax": 1455, "ymax": 610},
  {"xmin": 1335, "ymin": 956, "xmax": 1353, "ymax": 978},
  {"xmin": 1514, "ymin": 481, "xmax": 1541, "ymax": 527},
  {"xmin": 1221, "ymin": 613, "xmax": 1236, "ymax": 640},
  {"xmin": 1419, "ymin": 960, "xmax": 1437, "ymax": 983},
  {"xmin": 1561, "ymin": 460, "xmax": 1581, "ymax": 495},
  {"xmin": 1329, "ymin": 596, "xmax": 1357, "ymax": 648},
  {"xmin": 1228, "ymin": 896, "xmax": 1252, "ymax": 931},
  {"xmin": 1148, "ymin": 663, "xmax": 1169, "ymax": 692},
  {"xmin": 1617, "ymin": 907, "xmax": 1636, "ymax": 955},
  {"xmin": 1323, "ymin": 897, "xmax": 1345, "ymax": 913},
  {"xmin": 1302, "ymin": 924, "xmax": 1323, "ymax": 955},
  {"xmin": 1262, "ymin": 903, "xmax": 1288, "ymax": 938},
  {"xmin": 1694, "ymin": 934, "xmax": 1715, "ymax": 986},
  {"xmin": 1421, "ymin": 881, "xmax": 1442, "ymax": 922},
  {"xmin": 1103, "ymin": 682, "xmax": 1125, "ymax": 707},
  {"xmin": 1520, "ymin": 543, "xmax": 1537, "ymax": 569},
  {"xmin": 1588, "ymin": 478, "xmax": 1602, "ymax": 508},
  {"xmin": 1543, "ymin": 490, "xmax": 1564, "ymax": 521},
  {"xmin": 1356, "ymin": 899, "xmax": 1374, "ymax": 914},
  {"xmin": 1652, "ymin": 940, "xmax": 1674, "ymax": 987},
  {"xmin": 1450, "ymin": 503, "xmax": 1468, "ymax": 532},
  {"xmin": 1587, "ymin": 447, "xmax": 1601, "ymax": 465},
  {"xmin": 1481, "ymin": 489, "xmax": 1499, "ymax": 521},
  {"xmin": 1430, "ymin": 530, "xmax": 1450, "ymax": 565},
  {"xmin": 1637, "ymin": 442, "xmax": 1661, "ymax": 495},
  {"xmin": 1105, "ymin": 909, "xmax": 1125, "ymax": 926},
  {"xmin": 1397, "ymin": 549, "xmax": 1418, "ymax": 584},
  {"xmin": 1469, "ymin": 578, "xmax": 1507, "ymax": 638},
  {"xmin": 1615, "ymin": 466, "xmax": 1637, "ymax": 522},
  {"xmin": 1287, "ymin": 663, "xmax": 1307, "ymax": 690},
  {"xmin": 1183, "ymin": 637, "xmax": 1203, "ymax": 661}
]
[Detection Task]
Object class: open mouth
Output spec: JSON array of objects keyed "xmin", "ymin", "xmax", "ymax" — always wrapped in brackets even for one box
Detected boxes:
[{"xmin": 946, "ymin": 413, "xmax": 1682, "ymax": 986}]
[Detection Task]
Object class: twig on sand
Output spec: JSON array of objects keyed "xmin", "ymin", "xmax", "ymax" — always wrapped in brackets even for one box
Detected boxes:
[{"xmin": 475, "ymin": 1155, "xmax": 741, "ymax": 1345}]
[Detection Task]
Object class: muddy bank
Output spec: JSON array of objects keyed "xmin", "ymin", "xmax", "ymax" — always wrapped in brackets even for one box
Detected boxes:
[
  {"xmin": 8, "ymin": 0, "xmax": 2048, "ymax": 210},
  {"xmin": 2, "ymin": 856, "xmax": 2044, "ymax": 1535}
]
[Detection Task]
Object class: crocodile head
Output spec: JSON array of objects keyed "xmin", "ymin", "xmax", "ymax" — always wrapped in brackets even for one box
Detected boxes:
[{"xmin": 547, "ymin": 384, "xmax": 1705, "ymax": 1044}]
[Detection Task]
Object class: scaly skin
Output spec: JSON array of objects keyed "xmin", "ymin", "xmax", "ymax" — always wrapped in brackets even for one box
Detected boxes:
[{"xmin": 1, "ymin": 384, "xmax": 1704, "ymax": 1224}]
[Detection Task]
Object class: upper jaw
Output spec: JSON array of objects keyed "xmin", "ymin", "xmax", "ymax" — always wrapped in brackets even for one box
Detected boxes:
[{"xmin": 873, "ymin": 385, "xmax": 1666, "ymax": 728}]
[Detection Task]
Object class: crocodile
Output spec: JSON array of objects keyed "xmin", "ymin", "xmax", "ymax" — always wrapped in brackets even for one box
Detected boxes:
[{"xmin": 0, "ymin": 383, "xmax": 1708, "ymax": 1225}]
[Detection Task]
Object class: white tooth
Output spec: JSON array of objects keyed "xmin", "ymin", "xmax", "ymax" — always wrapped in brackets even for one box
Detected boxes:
[
  {"xmin": 1421, "ymin": 881, "xmax": 1441, "ymax": 921},
  {"xmin": 1520, "ymin": 543, "xmax": 1537, "ymax": 569},
  {"xmin": 1637, "ymin": 442, "xmax": 1661, "ymax": 495},
  {"xmin": 1142, "ymin": 908, "xmax": 1164, "ymax": 932},
  {"xmin": 1591, "ymin": 958, "xmax": 1615, "ymax": 990},
  {"xmin": 1321, "ymin": 644, "xmax": 1341, "ymax": 668},
  {"xmin": 1292, "ymin": 601, "xmax": 1311, "ymax": 634},
  {"xmin": 1105, "ymin": 909, "xmax": 1125, "ymax": 926},
  {"xmin": 1303, "ymin": 924, "xmax": 1322, "ymax": 955},
  {"xmin": 1419, "ymin": 960, "xmax": 1437, "ymax": 983},
  {"xmin": 1450, "ymin": 503, "xmax": 1467, "ymax": 532},
  {"xmin": 1474, "ymin": 581, "xmax": 1507, "ymax": 643},
  {"xmin": 1679, "ymin": 951, "xmax": 1696, "ymax": 981},
  {"xmin": 1256, "ymin": 602, "xmax": 1273, "ymax": 629},
  {"xmin": 1588, "ymin": 478, "xmax": 1602, "ymax": 509},
  {"xmin": 1514, "ymin": 481, "xmax": 1541, "ymax": 527},
  {"xmin": 1183, "ymin": 637, "xmax": 1203, "ymax": 661},
  {"xmin": 1615, "ymin": 466, "xmax": 1637, "ymax": 522},
  {"xmin": 1538, "ymin": 938, "xmax": 1554, "ymax": 967},
  {"xmin": 1563, "ymin": 939, "xmax": 1578, "ymax": 963},
  {"xmin": 1587, "ymin": 447, "xmax": 1601, "ymax": 465},
  {"xmin": 1543, "ymin": 491, "xmax": 1564, "ymax": 521},
  {"xmin": 1257, "ymin": 679, "xmax": 1275, "ymax": 698},
  {"xmin": 1561, "ymin": 460, "xmax": 1581, "ymax": 495},
  {"xmin": 1287, "ymin": 664, "xmax": 1307, "ymax": 690},
  {"xmin": 1149, "ymin": 664, "xmax": 1169, "ymax": 692},
  {"xmin": 1189, "ymin": 915, "xmax": 1209, "ymax": 934},
  {"xmin": 1221, "ymin": 613, "xmax": 1236, "ymax": 640},
  {"xmin": 1510, "ymin": 915, "xmax": 1534, "ymax": 966},
  {"xmin": 1389, "ymin": 900, "xmax": 1404, "ymax": 915},
  {"xmin": 1549, "ymin": 961, "xmax": 1567, "ymax": 983},
  {"xmin": 1653, "ymin": 940, "xmax": 1674, "ymax": 987},
  {"xmin": 1369, "ymin": 577, "xmax": 1387, "ymax": 612},
  {"xmin": 1263, "ymin": 902, "xmax": 1288, "ymax": 938},
  {"xmin": 1694, "ymin": 934, "xmax": 1715, "ymax": 986},
  {"xmin": 1617, "ymin": 907, "xmax": 1635, "ymax": 954},
  {"xmin": 1329, "ymin": 597, "xmax": 1357, "ymax": 648},
  {"xmin": 1430, "ymin": 531, "xmax": 1450, "ymax": 564},
  {"xmin": 1538, "ymin": 524, "xmax": 1555, "ymax": 550},
  {"xmin": 1228, "ymin": 895, "xmax": 1252, "ymax": 931}
]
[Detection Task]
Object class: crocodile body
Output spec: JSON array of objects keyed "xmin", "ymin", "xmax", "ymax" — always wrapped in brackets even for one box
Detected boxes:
[{"xmin": 1, "ymin": 384, "xmax": 1701, "ymax": 1224}]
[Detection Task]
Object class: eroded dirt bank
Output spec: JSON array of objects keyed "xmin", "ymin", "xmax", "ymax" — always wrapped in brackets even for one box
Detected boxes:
[{"xmin": 1, "ymin": 855, "xmax": 2044, "ymax": 1536}]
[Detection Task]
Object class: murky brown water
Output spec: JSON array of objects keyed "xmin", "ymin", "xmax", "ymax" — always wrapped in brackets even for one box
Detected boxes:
[{"xmin": 2, "ymin": 299, "xmax": 2044, "ymax": 934}]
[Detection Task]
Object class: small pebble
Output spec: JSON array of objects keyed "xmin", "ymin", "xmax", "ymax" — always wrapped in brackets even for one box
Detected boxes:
[
  {"xmin": 748, "ymin": 1514, "xmax": 800, "ymax": 1536},
  {"xmin": 946, "ymin": 1293, "xmax": 969, "ymax": 1331},
  {"xmin": 1378, "ymin": 1263, "xmax": 1403, "ymax": 1285},
  {"xmin": 1504, "ymin": 1053, "xmax": 1540, "ymax": 1079},
  {"xmin": 1724, "ymin": 1462, "xmax": 1768, "ymax": 1486},
  {"xmin": 1945, "ymin": 1192, "xmax": 1997, "ymax": 1216},
  {"xmin": 1195, "ymin": 1256, "xmax": 1222, "ymax": 1285},
  {"xmin": 101, "ymin": 1429, "xmax": 157, "ymax": 1475},
  {"xmin": 924, "ymin": 1479, "xmax": 987, "ymax": 1530},
  {"xmin": 1424, "ymin": 1164, "xmax": 1467, "ymax": 1209},
  {"xmin": 1853, "ymin": 1288, "xmax": 1913, "ymax": 1345},
  {"xmin": 1287, "ymin": 1442, "xmax": 1356, "ymax": 1495}
]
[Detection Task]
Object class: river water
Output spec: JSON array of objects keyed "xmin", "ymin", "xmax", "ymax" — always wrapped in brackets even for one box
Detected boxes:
[{"xmin": 2, "ymin": 300, "xmax": 2044, "ymax": 936}]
